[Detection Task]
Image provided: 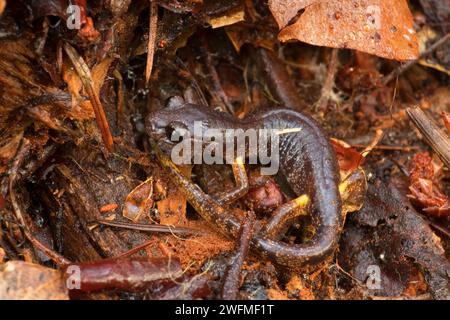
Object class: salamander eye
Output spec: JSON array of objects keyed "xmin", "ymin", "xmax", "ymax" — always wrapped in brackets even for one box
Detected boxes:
[
  {"xmin": 165, "ymin": 124, "xmax": 176, "ymax": 140},
  {"xmin": 165, "ymin": 122, "xmax": 187, "ymax": 141}
]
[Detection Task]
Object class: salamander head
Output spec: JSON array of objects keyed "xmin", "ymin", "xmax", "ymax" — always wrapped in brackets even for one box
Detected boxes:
[{"xmin": 146, "ymin": 101, "xmax": 231, "ymax": 153}]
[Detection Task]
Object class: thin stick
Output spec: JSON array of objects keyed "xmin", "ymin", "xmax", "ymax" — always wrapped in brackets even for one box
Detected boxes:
[
  {"xmin": 97, "ymin": 219, "xmax": 204, "ymax": 236},
  {"xmin": 24, "ymin": 231, "xmax": 71, "ymax": 266},
  {"xmin": 351, "ymin": 144, "xmax": 419, "ymax": 152},
  {"xmin": 113, "ymin": 238, "xmax": 155, "ymax": 260},
  {"xmin": 316, "ymin": 48, "xmax": 339, "ymax": 111},
  {"xmin": 63, "ymin": 43, "xmax": 113, "ymax": 151},
  {"xmin": 383, "ymin": 33, "xmax": 450, "ymax": 85},
  {"xmin": 145, "ymin": 0, "xmax": 158, "ymax": 86},
  {"xmin": 428, "ymin": 220, "xmax": 450, "ymax": 239},
  {"xmin": 201, "ymin": 33, "xmax": 234, "ymax": 114},
  {"xmin": 361, "ymin": 129, "xmax": 384, "ymax": 158},
  {"xmin": 8, "ymin": 138, "xmax": 30, "ymax": 228},
  {"xmin": 221, "ymin": 214, "xmax": 255, "ymax": 300},
  {"xmin": 406, "ymin": 106, "xmax": 450, "ymax": 168}
]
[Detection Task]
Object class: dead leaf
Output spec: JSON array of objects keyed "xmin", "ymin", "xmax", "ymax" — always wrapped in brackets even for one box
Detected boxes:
[
  {"xmin": 123, "ymin": 177, "xmax": 154, "ymax": 221},
  {"xmin": 91, "ymin": 57, "xmax": 115, "ymax": 97},
  {"xmin": 330, "ymin": 138, "xmax": 365, "ymax": 179},
  {"xmin": 416, "ymin": 26, "xmax": 450, "ymax": 76},
  {"xmin": 210, "ymin": 9, "xmax": 245, "ymax": 29},
  {"xmin": 277, "ymin": 0, "xmax": 419, "ymax": 60},
  {"xmin": 0, "ymin": 261, "xmax": 69, "ymax": 300}
]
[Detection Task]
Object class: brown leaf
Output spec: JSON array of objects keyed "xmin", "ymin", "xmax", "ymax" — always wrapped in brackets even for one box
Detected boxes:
[
  {"xmin": 277, "ymin": 0, "xmax": 419, "ymax": 60},
  {"xmin": 330, "ymin": 138, "xmax": 365, "ymax": 174},
  {"xmin": 123, "ymin": 177, "xmax": 154, "ymax": 221},
  {"xmin": 0, "ymin": 261, "xmax": 69, "ymax": 300}
]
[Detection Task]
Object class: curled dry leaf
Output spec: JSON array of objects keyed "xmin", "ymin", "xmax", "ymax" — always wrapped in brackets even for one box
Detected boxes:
[
  {"xmin": 330, "ymin": 138, "xmax": 365, "ymax": 179},
  {"xmin": 275, "ymin": 0, "xmax": 419, "ymax": 61},
  {"xmin": 123, "ymin": 177, "xmax": 154, "ymax": 221},
  {"xmin": 0, "ymin": 261, "xmax": 69, "ymax": 300}
]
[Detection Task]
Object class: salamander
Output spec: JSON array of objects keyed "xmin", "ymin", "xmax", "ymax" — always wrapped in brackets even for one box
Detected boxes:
[{"xmin": 146, "ymin": 102, "xmax": 342, "ymax": 269}]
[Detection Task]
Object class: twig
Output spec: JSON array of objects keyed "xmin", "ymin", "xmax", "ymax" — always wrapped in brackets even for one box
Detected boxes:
[
  {"xmin": 8, "ymin": 138, "xmax": 30, "ymax": 228},
  {"xmin": 174, "ymin": 57, "xmax": 208, "ymax": 107},
  {"xmin": 316, "ymin": 48, "xmax": 339, "ymax": 111},
  {"xmin": 63, "ymin": 42, "xmax": 114, "ymax": 151},
  {"xmin": 221, "ymin": 214, "xmax": 255, "ymax": 300},
  {"xmin": 201, "ymin": 33, "xmax": 234, "ymax": 114},
  {"xmin": 428, "ymin": 220, "xmax": 450, "ymax": 239},
  {"xmin": 383, "ymin": 33, "xmax": 450, "ymax": 85},
  {"xmin": 351, "ymin": 144, "xmax": 419, "ymax": 152},
  {"xmin": 97, "ymin": 219, "xmax": 204, "ymax": 236},
  {"xmin": 406, "ymin": 106, "xmax": 450, "ymax": 168},
  {"xmin": 24, "ymin": 231, "xmax": 71, "ymax": 266},
  {"xmin": 361, "ymin": 129, "xmax": 384, "ymax": 158},
  {"xmin": 145, "ymin": 0, "xmax": 158, "ymax": 86},
  {"xmin": 113, "ymin": 238, "xmax": 155, "ymax": 260}
]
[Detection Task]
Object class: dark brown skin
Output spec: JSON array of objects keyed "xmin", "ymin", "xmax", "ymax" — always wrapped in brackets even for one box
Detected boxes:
[{"xmin": 146, "ymin": 103, "xmax": 342, "ymax": 269}]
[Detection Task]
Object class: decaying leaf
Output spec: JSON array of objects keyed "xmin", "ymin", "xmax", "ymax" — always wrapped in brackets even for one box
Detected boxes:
[
  {"xmin": 0, "ymin": 261, "xmax": 69, "ymax": 300},
  {"xmin": 276, "ymin": 0, "xmax": 419, "ymax": 60},
  {"xmin": 210, "ymin": 9, "xmax": 245, "ymax": 29},
  {"xmin": 123, "ymin": 177, "xmax": 154, "ymax": 221},
  {"xmin": 331, "ymin": 138, "xmax": 365, "ymax": 180}
]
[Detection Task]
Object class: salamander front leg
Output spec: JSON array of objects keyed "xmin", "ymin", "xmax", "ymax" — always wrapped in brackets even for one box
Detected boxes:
[
  {"xmin": 213, "ymin": 157, "xmax": 249, "ymax": 206},
  {"xmin": 151, "ymin": 140, "xmax": 242, "ymax": 237}
]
